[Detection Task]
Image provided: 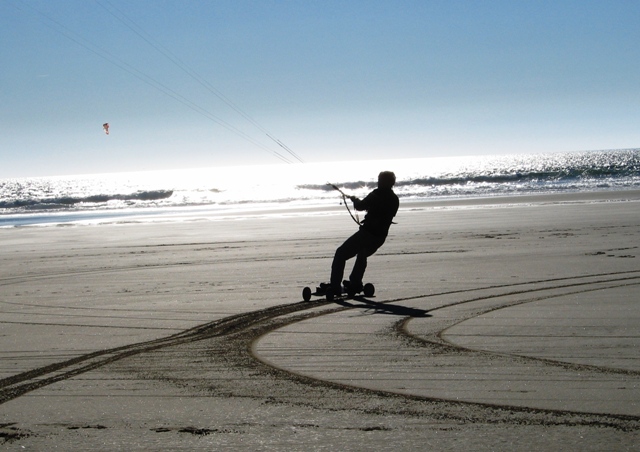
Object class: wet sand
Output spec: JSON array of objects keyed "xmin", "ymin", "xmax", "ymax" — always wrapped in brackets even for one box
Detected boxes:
[{"xmin": 1, "ymin": 191, "xmax": 639, "ymax": 450}]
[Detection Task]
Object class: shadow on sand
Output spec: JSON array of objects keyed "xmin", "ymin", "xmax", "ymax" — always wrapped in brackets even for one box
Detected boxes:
[{"xmin": 334, "ymin": 297, "xmax": 431, "ymax": 318}]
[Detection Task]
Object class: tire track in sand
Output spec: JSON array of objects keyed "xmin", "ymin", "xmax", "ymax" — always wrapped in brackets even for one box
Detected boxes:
[
  {"xmin": 2, "ymin": 271, "xmax": 640, "ymax": 432},
  {"xmin": 0, "ymin": 301, "xmax": 332, "ymax": 405}
]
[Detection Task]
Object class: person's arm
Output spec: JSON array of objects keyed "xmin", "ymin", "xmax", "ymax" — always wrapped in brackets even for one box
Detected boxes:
[{"xmin": 350, "ymin": 192, "xmax": 372, "ymax": 211}]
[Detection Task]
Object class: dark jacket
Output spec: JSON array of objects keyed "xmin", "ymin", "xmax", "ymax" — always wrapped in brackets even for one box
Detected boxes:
[{"xmin": 352, "ymin": 187, "xmax": 399, "ymax": 238}]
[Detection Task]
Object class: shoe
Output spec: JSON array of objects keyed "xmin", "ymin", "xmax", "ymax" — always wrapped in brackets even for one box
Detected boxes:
[
  {"xmin": 326, "ymin": 284, "xmax": 343, "ymax": 301},
  {"xmin": 343, "ymin": 280, "xmax": 363, "ymax": 293},
  {"xmin": 317, "ymin": 282, "xmax": 330, "ymax": 295}
]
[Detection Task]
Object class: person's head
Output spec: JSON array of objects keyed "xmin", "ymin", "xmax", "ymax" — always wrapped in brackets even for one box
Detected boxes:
[{"xmin": 378, "ymin": 171, "xmax": 396, "ymax": 189}]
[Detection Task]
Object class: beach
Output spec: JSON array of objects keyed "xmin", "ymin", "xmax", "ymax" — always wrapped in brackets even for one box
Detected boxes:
[{"xmin": 1, "ymin": 190, "xmax": 639, "ymax": 450}]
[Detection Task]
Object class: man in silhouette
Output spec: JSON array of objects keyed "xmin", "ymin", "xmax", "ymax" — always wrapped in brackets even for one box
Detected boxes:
[{"xmin": 330, "ymin": 171, "xmax": 399, "ymax": 297}]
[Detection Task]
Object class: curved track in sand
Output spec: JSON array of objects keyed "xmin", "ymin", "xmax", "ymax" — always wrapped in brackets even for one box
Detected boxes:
[{"xmin": 2, "ymin": 269, "xmax": 640, "ymax": 434}]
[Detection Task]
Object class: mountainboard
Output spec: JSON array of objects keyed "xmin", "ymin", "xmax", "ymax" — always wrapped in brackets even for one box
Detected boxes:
[{"xmin": 302, "ymin": 282, "xmax": 375, "ymax": 302}]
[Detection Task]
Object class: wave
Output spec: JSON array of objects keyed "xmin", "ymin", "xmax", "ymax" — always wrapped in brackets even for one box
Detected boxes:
[
  {"xmin": 298, "ymin": 155, "xmax": 640, "ymax": 192},
  {"xmin": 0, "ymin": 190, "xmax": 173, "ymax": 211}
]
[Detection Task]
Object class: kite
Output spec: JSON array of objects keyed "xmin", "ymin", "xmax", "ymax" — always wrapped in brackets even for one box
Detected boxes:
[{"xmin": 103, "ymin": 123, "xmax": 109, "ymax": 135}]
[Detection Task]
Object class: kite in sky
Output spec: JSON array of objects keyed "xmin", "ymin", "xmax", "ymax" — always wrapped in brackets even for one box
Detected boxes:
[{"xmin": 103, "ymin": 123, "xmax": 109, "ymax": 135}]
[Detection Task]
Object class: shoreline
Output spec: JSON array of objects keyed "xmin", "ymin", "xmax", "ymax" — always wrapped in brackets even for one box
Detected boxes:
[{"xmin": 2, "ymin": 188, "xmax": 640, "ymax": 229}]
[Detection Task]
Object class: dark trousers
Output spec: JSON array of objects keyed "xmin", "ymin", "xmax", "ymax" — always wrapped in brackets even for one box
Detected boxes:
[{"xmin": 331, "ymin": 228, "xmax": 386, "ymax": 290}]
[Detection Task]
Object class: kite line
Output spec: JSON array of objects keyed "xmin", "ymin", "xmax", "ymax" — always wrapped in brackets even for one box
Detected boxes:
[
  {"xmin": 11, "ymin": 0, "xmax": 301, "ymax": 164},
  {"xmin": 95, "ymin": 0, "xmax": 303, "ymax": 164}
]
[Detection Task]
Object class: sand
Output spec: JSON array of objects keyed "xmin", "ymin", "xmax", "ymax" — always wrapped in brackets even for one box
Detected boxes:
[{"xmin": 1, "ymin": 190, "xmax": 639, "ymax": 450}]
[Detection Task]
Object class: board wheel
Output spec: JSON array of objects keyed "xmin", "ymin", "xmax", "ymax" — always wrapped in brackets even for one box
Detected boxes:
[
  {"xmin": 302, "ymin": 286, "xmax": 312, "ymax": 302},
  {"xmin": 363, "ymin": 283, "xmax": 375, "ymax": 297}
]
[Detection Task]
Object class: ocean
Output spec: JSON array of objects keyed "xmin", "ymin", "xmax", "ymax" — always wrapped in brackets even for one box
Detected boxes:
[{"xmin": 1, "ymin": 149, "xmax": 639, "ymax": 227}]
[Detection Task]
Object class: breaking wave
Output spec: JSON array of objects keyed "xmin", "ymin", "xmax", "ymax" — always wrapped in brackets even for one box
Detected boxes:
[
  {"xmin": 0, "ymin": 190, "xmax": 174, "ymax": 211},
  {"xmin": 297, "ymin": 149, "xmax": 640, "ymax": 196}
]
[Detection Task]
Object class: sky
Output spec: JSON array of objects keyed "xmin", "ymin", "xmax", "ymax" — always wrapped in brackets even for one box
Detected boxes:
[{"xmin": 1, "ymin": 0, "xmax": 639, "ymax": 178}]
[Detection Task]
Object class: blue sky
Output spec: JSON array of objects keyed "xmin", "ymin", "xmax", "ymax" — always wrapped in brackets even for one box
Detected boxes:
[{"xmin": 1, "ymin": 0, "xmax": 639, "ymax": 178}]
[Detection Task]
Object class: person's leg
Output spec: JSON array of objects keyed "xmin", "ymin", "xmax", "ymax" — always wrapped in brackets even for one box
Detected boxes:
[
  {"xmin": 330, "ymin": 231, "xmax": 364, "ymax": 291},
  {"xmin": 348, "ymin": 235, "xmax": 385, "ymax": 288},
  {"xmin": 348, "ymin": 255, "xmax": 368, "ymax": 290}
]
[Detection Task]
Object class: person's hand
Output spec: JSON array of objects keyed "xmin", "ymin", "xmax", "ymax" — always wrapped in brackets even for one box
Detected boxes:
[{"xmin": 349, "ymin": 196, "xmax": 358, "ymax": 202}]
